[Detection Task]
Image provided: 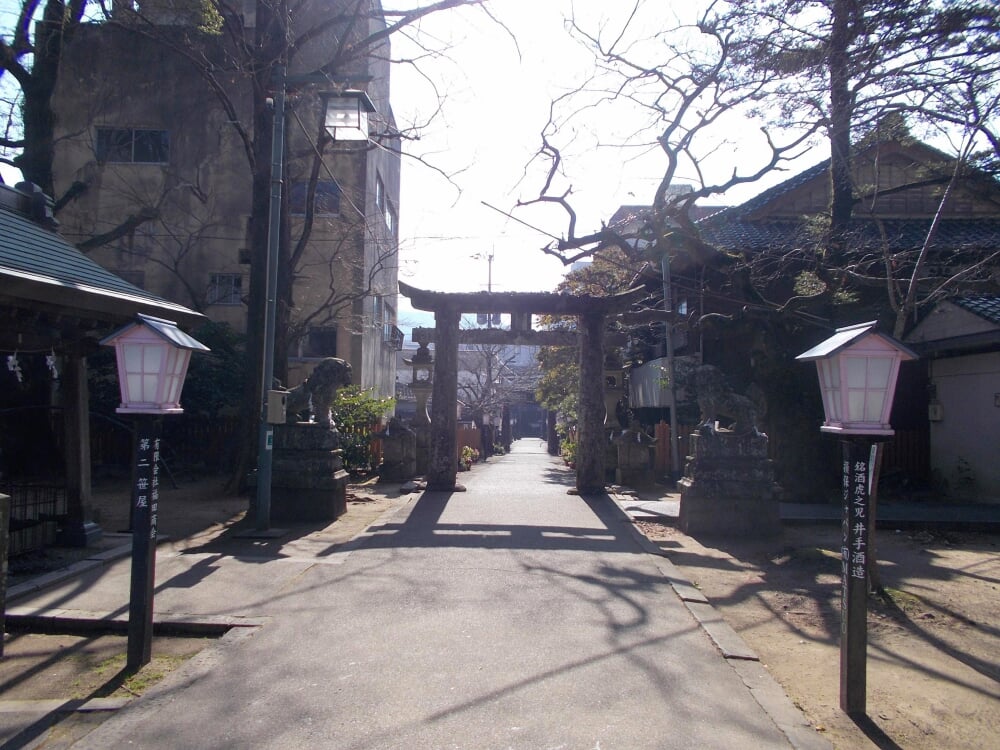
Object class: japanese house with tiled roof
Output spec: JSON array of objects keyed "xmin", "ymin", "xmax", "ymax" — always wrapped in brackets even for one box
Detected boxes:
[{"xmin": 624, "ymin": 136, "xmax": 1000, "ymax": 497}]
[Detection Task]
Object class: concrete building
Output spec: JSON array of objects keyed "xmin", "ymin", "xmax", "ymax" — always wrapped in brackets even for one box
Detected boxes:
[
  {"xmin": 49, "ymin": 0, "xmax": 401, "ymax": 397},
  {"xmin": 905, "ymin": 296, "xmax": 1000, "ymax": 500}
]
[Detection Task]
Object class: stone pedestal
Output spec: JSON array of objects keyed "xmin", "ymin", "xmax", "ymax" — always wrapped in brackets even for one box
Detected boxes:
[
  {"xmin": 678, "ymin": 432, "xmax": 781, "ymax": 536},
  {"xmin": 616, "ymin": 439, "xmax": 655, "ymax": 487},
  {"xmin": 409, "ymin": 380, "xmax": 432, "ymax": 476},
  {"xmin": 381, "ymin": 421, "xmax": 417, "ymax": 482},
  {"xmin": 605, "ymin": 431, "xmax": 619, "ymax": 484},
  {"xmin": 412, "ymin": 424, "xmax": 431, "ymax": 476},
  {"xmin": 271, "ymin": 423, "xmax": 348, "ymax": 523}
]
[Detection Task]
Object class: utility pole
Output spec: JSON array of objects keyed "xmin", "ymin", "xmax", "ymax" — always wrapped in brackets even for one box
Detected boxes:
[{"xmin": 661, "ymin": 251, "xmax": 681, "ymax": 481}]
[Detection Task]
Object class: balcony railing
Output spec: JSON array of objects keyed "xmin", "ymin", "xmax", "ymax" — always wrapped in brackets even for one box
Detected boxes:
[{"xmin": 384, "ymin": 324, "xmax": 404, "ymax": 350}]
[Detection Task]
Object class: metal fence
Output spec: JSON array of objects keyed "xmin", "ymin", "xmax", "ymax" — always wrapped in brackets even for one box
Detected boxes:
[{"xmin": 1, "ymin": 481, "xmax": 66, "ymax": 556}]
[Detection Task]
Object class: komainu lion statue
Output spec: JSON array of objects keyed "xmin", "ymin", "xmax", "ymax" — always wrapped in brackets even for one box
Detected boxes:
[
  {"xmin": 694, "ymin": 364, "xmax": 762, "ymax": 436},
  {"xmin": 285, "ymin": 357, "xmax": 353, "ymax": 428}
]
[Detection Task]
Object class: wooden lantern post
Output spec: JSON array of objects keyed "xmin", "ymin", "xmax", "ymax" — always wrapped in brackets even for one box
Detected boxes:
[
  {"xmin": 101, "ymin": 314, "xmax": 209, "ymax": 672},
  {"xmin": 797, "ymin": 321, "xmax": 917, "ymax": 715}
]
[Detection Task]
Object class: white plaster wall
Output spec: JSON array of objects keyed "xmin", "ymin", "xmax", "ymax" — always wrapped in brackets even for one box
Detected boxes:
[{"xmin": 929, "ymin": 351, "xmax": 1000, "ymax": 500}]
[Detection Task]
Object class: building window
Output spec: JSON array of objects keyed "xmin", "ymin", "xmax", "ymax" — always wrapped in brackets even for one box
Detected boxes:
[
  {"xmin": 306, "ymin": 326, "xmax": 338, "ymax": 357},
  {"xmin": 375, "ymin": 174, "xmax": 395, "ymax": 233},
  {"xmin": 385, "ymin": 200, "xmax": 397, "ymax": 235},
  {"xmin": 380, "ymin": 301, "xmax": 402, "ymax": 349},
  {"xmin": 207, "ymin": 273, "xmax": 243, "ymax": 305},
  {"xmin": 96, "ymin": 128, "xmax": 170, "ymax": 164},
  {"xmin": 375, "ymin": 175, "xmax": 385, "ymax": 213},
  {"xmin": 290, "ymin": 181, "xmax": 340, "ymax": 216}
]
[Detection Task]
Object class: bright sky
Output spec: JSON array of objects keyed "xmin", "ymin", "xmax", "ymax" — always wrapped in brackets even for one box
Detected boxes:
[
  {"xmin": 392, "ymin": 2, "xmax": 669, "ymax": 303},
  {"xmin": 0, "ymin": 0, "xmax": 820, "ymax": 335},
  {"xmin": 388, "ymin": 0, "xmax": 809, "ymax": 333}
]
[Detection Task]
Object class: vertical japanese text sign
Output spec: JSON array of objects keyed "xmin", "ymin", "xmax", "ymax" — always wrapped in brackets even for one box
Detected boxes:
[
  {"xmin": 127, "ymin": 417, "xmax": 162, "ymax": 671},
  {"xmin": 840, "ymin": 439, "xmax": 871, "ymax": 715}
]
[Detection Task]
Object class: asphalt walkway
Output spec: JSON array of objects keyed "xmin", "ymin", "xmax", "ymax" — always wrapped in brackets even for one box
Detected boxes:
[{"xmin": 8, "ymin": 441, "xmax": 829, "ymax": 749}]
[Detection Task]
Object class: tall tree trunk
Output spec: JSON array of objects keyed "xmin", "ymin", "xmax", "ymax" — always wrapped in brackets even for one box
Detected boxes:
[
  {"xmin": 827, "ymin": 0, "xmax": 855, "ymax": 261},
  {"xmin": 14, "ymin": 1, "xmax": 79, "ymax": 194}
]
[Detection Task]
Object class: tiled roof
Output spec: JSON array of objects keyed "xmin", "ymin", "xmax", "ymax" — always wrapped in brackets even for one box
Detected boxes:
[
  {"xmin": 699, "ymin": 160, "xmax": 832, "ymax": 224},
  {"xmin": 953, "ymin": 296, "xmax": 1000, "ymax": 325},
  {"xmin": 696, "ymin": 138, "xmax": 1000, "ymax": 252},
  {"xmin": 696, "ymin": 217, "xmax": 1000, "ymax": 253},
  {"xmin": 0, "ymin": 187, "xmax": 202, "ymax": 326}
]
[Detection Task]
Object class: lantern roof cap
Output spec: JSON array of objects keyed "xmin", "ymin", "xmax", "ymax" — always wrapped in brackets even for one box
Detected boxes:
[
  {"xmin": 796, "ymin": 321, "xmax": 917, "ymax": 362},
  {"xmin": 100, "ymin": 313, "xmax": 210, "ymax": 352},
  {"xmin": 320, "ymin": 89, "xmax": 376, "ymax": 113}
]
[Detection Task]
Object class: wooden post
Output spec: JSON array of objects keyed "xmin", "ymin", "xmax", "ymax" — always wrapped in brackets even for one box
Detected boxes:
[
  {"xmin": 60, "ymin": 353, "xmax": 99, "ymax": 546},
  {"xmin": 0, "ymin": 491, "xmax": 9, "ymax": 658},
  {"xmin": 127, "ymin": 416, "xmax": 162, "ymax": 672},
  {"xmin": 840, "ymin": 438, "xmax": 871, "ymax": 715}
]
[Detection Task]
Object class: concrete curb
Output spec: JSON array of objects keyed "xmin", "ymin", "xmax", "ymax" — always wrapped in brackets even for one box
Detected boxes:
[
  {"xmin": 6, "ymin": 540, "xmax": 135, "ymax": 603},
  {"xmin": 0, "ymin": 698, "xmax": 131, "ymax": 714},
  {"xmin": 4, "ymin": 608, "xmax": 266, "ymax": 636},
  {"xmin": 607, "ymin": 492, "xmax": 833, "ymax": 750}
]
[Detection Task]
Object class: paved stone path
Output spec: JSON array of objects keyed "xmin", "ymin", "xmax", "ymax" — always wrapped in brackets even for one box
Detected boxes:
[{"xmin": 20, "ymin": 440, "xmax": 827, "ymax": 749}]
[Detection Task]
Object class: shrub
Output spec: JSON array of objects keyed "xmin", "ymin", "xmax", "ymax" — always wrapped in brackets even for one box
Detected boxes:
[
  {"xmin": 332, "ymin": 386, "xmax": 395, "ymax": 474},
  {"xmin": 460, "ymin": 445, "xmax": 479, "ymax": 470},
  {"xmin": 560, "ymin": 438, "xmax": 578, "ymax": 467}
]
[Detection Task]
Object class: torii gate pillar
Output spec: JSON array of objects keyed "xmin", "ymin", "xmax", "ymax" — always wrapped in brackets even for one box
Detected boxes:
[
  {"xmin": 428, "ymin": 308, "xmax": 460, "ymax": 491},
  {"xmin": 576, "ymin": 311, "xmax": 607, "ymax": 494}
]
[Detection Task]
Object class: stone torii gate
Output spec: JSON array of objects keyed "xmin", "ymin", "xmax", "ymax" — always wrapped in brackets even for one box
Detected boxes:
[{"xmin": 399, "ymin": 282, "xmax": 644, "ymax": 494}]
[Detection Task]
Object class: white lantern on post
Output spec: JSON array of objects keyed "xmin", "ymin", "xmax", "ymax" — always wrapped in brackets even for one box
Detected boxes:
[
  {"xmin": 101, "ymin": 314, "xmax": 209, "ymax": 414},
  {"xmin": 796, "ymin": 321, "xmax": 916, "ymax": 436},
  {"xmin": 101, "ymin": 314, "xmax": 208, "ymax": 673},
  {"xmin": 796, "ymin": 321, "xmax": 917, "ymax": 717}
]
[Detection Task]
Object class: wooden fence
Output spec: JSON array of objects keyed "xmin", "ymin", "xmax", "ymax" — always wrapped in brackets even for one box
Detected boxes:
[
  {"xmin": 90, "ymin": 415, "xmax": 242, "ymax": 473},
  {"xmin": 653, "ymin": 421, "xmax": 696, "ymax": 474},
  {"xmin": 881, "ymin": 428, "xmax": 931, "ymax": 484},
  {"xmin": 456, "ymin": 424, "xmax": 481, "ymax": 461}
]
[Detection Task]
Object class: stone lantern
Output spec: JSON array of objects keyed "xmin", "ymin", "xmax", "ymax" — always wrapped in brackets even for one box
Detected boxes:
[
  {"xmin": 603, "ymin": 366, "xmax": 626, "ymax": 428},
  {"xmin": 404, "ymin": 341, "xmax": 434, "ymax": 474},
  {"xmin": 405, "ymin": 342, "xmax": 434, "ymax": 427}
]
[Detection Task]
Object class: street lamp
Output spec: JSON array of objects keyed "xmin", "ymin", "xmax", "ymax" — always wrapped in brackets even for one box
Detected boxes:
[
  {"xmin": 796, "ymin": 321, "xmax": 916, "ymax": 715},
  {"xmin": 321, "ymin": 90, "xmax": 376, "ymax": 142},
  {"xmin": 101, "ymin": 314, "xmax": 209, "ymax": 672},
  {"xmin": 255, "ymin": 68, "xmax": 376, "ymax": 531}
]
